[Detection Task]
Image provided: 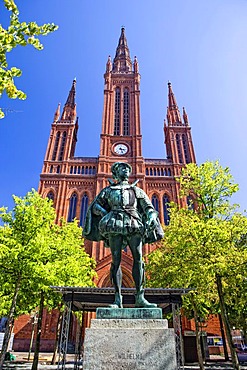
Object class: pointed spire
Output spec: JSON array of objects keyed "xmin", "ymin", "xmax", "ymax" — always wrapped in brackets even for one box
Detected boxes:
[
  {"xmin": 167, "ymin": 82, "xmax": 182, "ymax": 125},
  {"xmin": 183, "ymin": 107, "xmax": 189, "ymax": 126},
  {"xmin": 112, "ymin": 27, "xmax": 132, "ymax": 73},
  {"xmin": 54, "ymin": 103, "xmax": 60, "ymax": 122},
  {"xmin": 65, "ymin": 79, "xmax": 76, "ymax": 108},
  {"xmin": 106, "ymin": 55, "xmax": 112, "ymax": 73},
  {"xmin": 61, "ymin": 79, "xmax": 77, "ymax": 121}
]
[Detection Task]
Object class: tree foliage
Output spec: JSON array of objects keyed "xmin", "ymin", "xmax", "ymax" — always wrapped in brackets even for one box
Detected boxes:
[
  {"xmin": 146, "ymin": 161, "xmax": 247, "ymax": 369},
  {"xmin": 0, "ymin": 189, "xmax": 96, "ymax": 367},
  {"xmin": 0, "ymin": 0, "xmax": 58, "ymax": 118}
]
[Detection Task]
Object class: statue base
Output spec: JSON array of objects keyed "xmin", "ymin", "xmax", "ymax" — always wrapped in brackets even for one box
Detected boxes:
[{"xmin": 83, "ymin": 309, "xmax": 177, "ymax": 370}]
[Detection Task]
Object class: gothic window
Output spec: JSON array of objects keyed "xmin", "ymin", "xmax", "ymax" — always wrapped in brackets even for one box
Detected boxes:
[
  {"xmin": 70, "ymin": 166, "xmax": 73, "ymax": 174},
  {"xmin": 81, "ymin": 166, "xmax": 84, "ymax": 174},
  {"xmin": 73, "ymin": 166, "xmax": 77, "ymax": 174},
  {"xmin": 80, "ymin": 194, "xmax": 89, "ymax": 227},
  {"xmin": 68, "ymin": 193, "xmax": 78, "ymax": 222},
  {"xmin": 52, "ymin": 132, "xmax": 60, "ymax": 160},
  {"xmin": 150, "ymin": 168, "xmax": 153, "ymax": 176},
  {"xmin": 146, "ymin": 168, "xmax": 149, "ymax": 176},
  {"xmin": 123, "ymin": 88, "xmax": 130, "ymax": 135},
  {"xmin": 47, "ymin": 191, "xmax": 54, "ymax": 201},
  {"xmin": 78, "ymin": 167, "xmax": 81, "ymax": 174},
  {"xmin": 176, "ymin": 134, "xmax": 183, "ymax": 163},
  {"xmin": 89, "ymin": 166, "xmax": 92, "ymax": 175},
  {"xmin": 154, "ymin": 168, "xmax": 157, "ymax": 176},
  {"xmin": 58, "ymin": 131, "xmax": 67, "ymax": 161},
  {"xmin": 114, "ymin": 88, "xmax": 120, "ymax": 135},
  {"xmin": 85, "ymin": 166, "xmax": 88, "ymax": 174},
  {"xmin": 187, "ymin": 196, "xmax": 195, "ymax": 210},
  {"xmin": 161, "ymin": 168, "xmax": 164, "ymax": 176},
  {"xmin": 163, "ymin": 194, "xmax": 170, "ymax": 225},
  {"xmin": 182, "ymin": 134, "xmax": 190, "ymax": 163},
  {"xmin": 56, "ymin": 165, "xmax": 60, "ymax": 173},
  {"xmin": 157, "ymin": 168, "xmax": 160, "ymax": 176},
  {"xmin": 151, "ymin": 194, "xmax": 159, "ymax": 212}
]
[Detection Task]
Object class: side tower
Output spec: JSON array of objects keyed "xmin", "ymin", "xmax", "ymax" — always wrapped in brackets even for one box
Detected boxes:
[
  {"xmin": 164, "ymin": 82, "xmax": 196, "ymax": 171},
  {"xmin": 39, "ymin": 80, "xmax": 79, "ymax": 221}
]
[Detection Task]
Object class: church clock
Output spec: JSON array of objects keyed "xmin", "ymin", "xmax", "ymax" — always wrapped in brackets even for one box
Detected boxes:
[{"xmin": 113, "ymin": 143, "xmax": 128, "ymax": 155}]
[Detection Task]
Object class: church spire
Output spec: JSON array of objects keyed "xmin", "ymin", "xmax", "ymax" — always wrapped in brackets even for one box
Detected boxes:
[
  {"xmin": 61, "ymin": 79, "xmax": 77, "ymax": 121},
  {"xmin": 112, "ymin": 27, "xmax": 132, "ymax": 73},
  {"xmin": 167, "ymin": 82, "xmax": 182, "ymax": 125}
]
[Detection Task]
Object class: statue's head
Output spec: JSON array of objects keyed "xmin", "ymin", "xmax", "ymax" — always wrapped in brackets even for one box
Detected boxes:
[{"xmin": 111, "ymin": 162, "xmax": 132, "ymax": 181}]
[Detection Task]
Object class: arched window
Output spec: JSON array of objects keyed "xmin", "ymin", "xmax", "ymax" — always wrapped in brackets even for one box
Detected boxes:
[
  {"xmin": 157, "ymin": 168, "xmax": 160, "ymax": 176},
  {"xmin": 163, "ymin": 195, "xmax": 170, "ymax": 225},
  {"xmin": 150, "ymin": 168, "xmax": 153, "ymax": 176},
  {"xmin": 85, "ymin": 166, "xmax": 88, "ymax": 174},
  {"xmin": 58, "ymin": 131, "xmax": 67, "ymax": 161},
  {"xmin": 123, "ymin": 88, "xmax": 129, "ymax": 135},
  {"xmin": 176, "ymin": 134, "xmax": 183, "ymax": 163},
  {"xmin": 167, "ymin": 168, "xmax": 171, "ymax": 176},
  {"xmin": 78, "ymin": 167, "xmax": 81, "ymax": 174},
  {"xmin": 80, "ymin": 194, "xmax": 89, "ymax": 227},
  {"xmin": 70, "ymin": 166, "xmax": 73, "ymax": 174},
  {"xmin": 47, "ymin": 191, "xmax": 54, "ymax": 201},
  {"xmin": 182, "ymin": 134, "xmax": 190, "ymax": 163},
  {"xmin": 52, "ymin": 132, "xmax": 60, "ymax": 160},
  {"xmin": 153, "ymin": 168, "xmax": 157, "ymax": 176},
  {"xmin": 146, "ymin": 168, "xmax": 149, "ymax": 176},
  {"xmin": 114, "ymin": 88, "xmax": 120, "ymax": 135},
  {"xmin": 89, "ymin": 166, "xmax": 92, "ymax": 175},
  {"xmin": 50, "ymin": 165, "xmax": 53, "ymax": 173},
  {"xmin": 56, "ymin": 165, "xmax": 60, "ymax": 173},
  {"xmin": 187, "ymin": 196, "xmax": 195, "ymax": 210},
  {"xmin": 68, "ymin": 193, "xmax": 78, "ymax": 222},
  {"xmin": 81, "ymin": 166, "xmax": 84, "ymax": 174},
  {"xmin": 151, "ymin": 194, "xmax": 159, "ymax": 212},
  {"xmin": 73, "ymin": 166, "xmax": 77, "ymax": 174}
]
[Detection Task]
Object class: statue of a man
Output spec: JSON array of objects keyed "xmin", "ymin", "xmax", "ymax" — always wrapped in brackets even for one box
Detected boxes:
[{"xmin": 83, "ymin": 162, "xmax": 164, "ymax": 308}]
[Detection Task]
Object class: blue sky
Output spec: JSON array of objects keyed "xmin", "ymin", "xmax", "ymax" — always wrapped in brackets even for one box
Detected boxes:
[{"xmin": 1, "ymin": 0, "xmax": 247, "ymax": 211}]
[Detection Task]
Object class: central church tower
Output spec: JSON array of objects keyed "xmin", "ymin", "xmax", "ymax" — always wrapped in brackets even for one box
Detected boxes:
[{"xmin": 97, "ymin": 27, "xmax": 144, "ymax": 194}]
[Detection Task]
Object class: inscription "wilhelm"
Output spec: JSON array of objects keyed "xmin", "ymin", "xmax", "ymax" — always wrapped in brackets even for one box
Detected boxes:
[{"xmin": 117, "ymin": 352, "xmax": 143, "ymax": 360}]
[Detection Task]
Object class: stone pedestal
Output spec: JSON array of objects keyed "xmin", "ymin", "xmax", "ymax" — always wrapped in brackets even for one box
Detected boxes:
[{"xmin": 83, "ymin": 309, "xmax": 177, "ymax": 370}]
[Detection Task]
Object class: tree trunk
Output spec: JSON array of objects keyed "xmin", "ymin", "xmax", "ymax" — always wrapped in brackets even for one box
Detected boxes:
[
  {"xmin": 192, "ymin": 300, "xmax": 205, "ymax": 370},
  {"xmin": 219, "ymin": 313, "xmax": 229, "ymax": 361},
  {"xmin": 0, "ymin": 276, "xmax": 21, "ymax": 369},
  {"xmin": 31, "ymin": 291, "xmax": 45, "ymax": 370},
  {"xmin": 51, "ymin": 308, "xmax": 62, "ymax": 365},
  {"xmin": 216, "ymin": 274, "xmax": 239, "ymax": 370}
]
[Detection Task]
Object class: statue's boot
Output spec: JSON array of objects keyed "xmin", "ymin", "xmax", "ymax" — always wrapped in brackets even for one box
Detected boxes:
[
  {"xmin": 109, "ymin": 292, "xmax": 123, "ymax": 308},
  {"xmin": 135, "ymin": 288, "xmax": 157, "ymax": 308},
  {"xmin": 109, "ymin": 263, "xmax": 123, "ymax": 308}
]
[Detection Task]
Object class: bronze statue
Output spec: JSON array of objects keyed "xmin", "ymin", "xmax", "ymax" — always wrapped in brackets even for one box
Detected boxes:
[{"xmin": 83, "ymin": 162, "xmax": 164, "ymax": 308}]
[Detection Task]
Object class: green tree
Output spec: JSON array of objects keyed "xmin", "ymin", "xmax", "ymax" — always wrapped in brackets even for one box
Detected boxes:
[
  {"xmin": 0, "ymin": 190, "xmax": 96, "ymax": 368},
  {"xmin": 146, "ymin": 161, "xmax": 247, "ymax": 370},
  {"xmin": 0, "ymin": 0, "xmax": 58, "ymax": 118}
]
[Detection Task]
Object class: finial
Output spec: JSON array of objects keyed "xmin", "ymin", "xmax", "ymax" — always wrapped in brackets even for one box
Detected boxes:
[{"xmin": 54, "ymin": 102, "xmax": 60, "ymax": 122}]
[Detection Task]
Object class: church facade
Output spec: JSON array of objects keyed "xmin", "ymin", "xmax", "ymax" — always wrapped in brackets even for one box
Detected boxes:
[
  {"xmin": 38, "ymin": 27, "xmax": 196, "ymax": 289},
  {"xmin": 12, "ymin": 28, "xmax": 225, "ymax": 353}
]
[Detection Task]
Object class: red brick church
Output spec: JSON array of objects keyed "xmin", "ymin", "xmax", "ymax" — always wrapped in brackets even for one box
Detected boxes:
[{"xmin": 13, "ymin": 28, "xmax": 221, "ymax": 351}]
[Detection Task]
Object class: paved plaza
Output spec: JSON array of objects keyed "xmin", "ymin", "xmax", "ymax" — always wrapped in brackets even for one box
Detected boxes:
[{"xmin": 1, "ymin": 352, "xmax": 247, "ymax": 370}]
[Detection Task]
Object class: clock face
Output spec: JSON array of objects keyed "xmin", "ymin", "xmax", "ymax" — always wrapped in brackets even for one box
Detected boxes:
[{"xmin": 114, "ymin": 143, "xmax": 128, "ymax": 155}]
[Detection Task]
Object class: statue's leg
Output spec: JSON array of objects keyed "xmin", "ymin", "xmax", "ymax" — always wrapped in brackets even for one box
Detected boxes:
[
  {"xmin": 108, "ymin": 234, "xmax": 123, "ymax": 308},
  {"xmin": 129, "ymin": 234, "xmax": 157, "ymax": 308}
]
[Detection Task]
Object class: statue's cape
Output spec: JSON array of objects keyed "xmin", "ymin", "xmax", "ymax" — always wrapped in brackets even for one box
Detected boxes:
[{"xmin": 82, "ymin": 184, "xmax": 164, "ymax": 245}]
